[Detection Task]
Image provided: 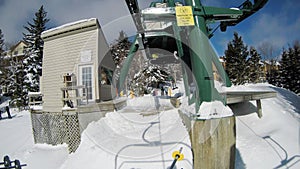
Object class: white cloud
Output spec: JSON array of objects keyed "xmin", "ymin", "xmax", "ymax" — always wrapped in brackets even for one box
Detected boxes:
[
  {"xmin": 1, "ymin": 0, "xmax": 299, "ymax": 54},
  {"xmin": 249, "ymin": 12, "xmax": 300, "ymax": 50},
  {"xmin": 248, "ymin": 0, "xmax": 300, "ymax": 50},
  {"xmin": 0, "ymin": 0, "xmax": 153, "ymax": 43}
]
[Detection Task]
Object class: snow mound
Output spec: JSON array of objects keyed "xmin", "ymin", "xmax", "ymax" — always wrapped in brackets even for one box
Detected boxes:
[
  {"xmin": 61, "ymin": 109, "xmax": 193, "ymax": 169},
  {"xmin": 1, "ymin": 83, "xmax": 300, "ymax": 169},
  {"xmin": 235, "ymin": 84, "xmax": 300, "ymax": 169}
]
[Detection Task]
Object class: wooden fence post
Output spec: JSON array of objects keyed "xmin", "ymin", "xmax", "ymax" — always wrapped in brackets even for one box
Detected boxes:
[{"xmin": 190, "ymin": 116, "xmax": 236, "ymax": 169}]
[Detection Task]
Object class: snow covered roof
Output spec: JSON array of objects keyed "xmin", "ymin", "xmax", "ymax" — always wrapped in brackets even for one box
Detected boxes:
[
  {"xmin": 262, "ymin": 60, "xmax": 281, "ymax": 66},
  {"xmin": 41, "ymin": 18, "xmax": 99, "ymax": 40},
  {"xmin": 10, "ymin": 41, "xmax": 27, "ymax": 52}
]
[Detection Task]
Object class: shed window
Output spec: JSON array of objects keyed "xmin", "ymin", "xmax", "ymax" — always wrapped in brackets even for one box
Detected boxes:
[
  {"xmin": 79, "ymin": 65, "xmax": 94, "ymax": 100},
  {"xmin": 100, "ymin": 67, "xmax": 113, "ymax": 85}
]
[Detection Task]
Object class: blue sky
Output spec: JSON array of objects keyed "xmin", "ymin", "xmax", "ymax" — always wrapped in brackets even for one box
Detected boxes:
[
  {"xmin": 0, "ymin": 0, "xmax": 299, "ymax": 58},
  {"xmin": 205, "ymin": 0, "xmax": 300, "ymax": 56}
]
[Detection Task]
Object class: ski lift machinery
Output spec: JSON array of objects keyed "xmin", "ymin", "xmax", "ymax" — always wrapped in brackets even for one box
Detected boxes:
[{"xmin": 118, "ymin": 0, "xmax": 275, "ymax": 168}]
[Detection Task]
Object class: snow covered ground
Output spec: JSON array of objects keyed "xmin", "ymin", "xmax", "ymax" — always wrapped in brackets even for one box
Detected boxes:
[{"xmin": 0, "ymin": 83, "xmax": 299, "ymax": 169}]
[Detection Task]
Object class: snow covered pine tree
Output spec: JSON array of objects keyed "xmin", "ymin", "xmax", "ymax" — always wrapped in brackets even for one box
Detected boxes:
[
  {"xmin": 23, "ymin": 6, "xmax": 49, "ymax": 103},
  {"xmin": 224, "ymin": 32, "xmax": 249, "ymax": 85}
]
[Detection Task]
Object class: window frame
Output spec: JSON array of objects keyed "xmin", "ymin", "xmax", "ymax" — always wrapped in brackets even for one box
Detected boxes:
[{"xmin": 78, "ymin": 64, "xmax": 95, "ymax": 102}]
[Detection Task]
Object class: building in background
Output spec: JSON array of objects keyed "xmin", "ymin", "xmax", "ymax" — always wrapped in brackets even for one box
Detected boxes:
[
  {"xmin": 29, "ymin": 18, "xmax": 124, "ymax": 152},
  {"xmin": 40, "ymin": 18, "xmax": 116, "ymax": 113},
  {"xmin": 0, "ymin": 41, "xmax": 27, "ymax": 95}
]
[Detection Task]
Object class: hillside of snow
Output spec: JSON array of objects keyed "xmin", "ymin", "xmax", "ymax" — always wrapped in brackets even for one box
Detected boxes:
[
  {"xmin": 0, "ymin": 83, "xmax": 299, "ymax": 169},
  {"xmin": 234, "ymin": 84, "xmax": 300, "ymax": 169}
]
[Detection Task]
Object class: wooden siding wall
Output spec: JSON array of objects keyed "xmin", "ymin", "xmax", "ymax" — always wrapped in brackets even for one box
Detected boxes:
[
  {"xmin": 42, "ymin": 28, "xmax": 98, "ymax": 112},
  {"xmin": 97, "ymin": 28, "xmax": 115, "ymax": 71}
]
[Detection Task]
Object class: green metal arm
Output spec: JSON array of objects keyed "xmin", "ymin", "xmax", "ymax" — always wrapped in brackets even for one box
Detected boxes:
[{"xmin": 220, "ymin": 0, "xmax": 268, "ymax": 31}]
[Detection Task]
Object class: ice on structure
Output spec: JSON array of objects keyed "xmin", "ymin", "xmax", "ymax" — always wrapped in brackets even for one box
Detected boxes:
[{"xmin": 196, "ymin": 100, "xmax": 234, "ymax": 119}]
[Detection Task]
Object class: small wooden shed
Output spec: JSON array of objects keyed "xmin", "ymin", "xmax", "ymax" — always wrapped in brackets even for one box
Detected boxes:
[{"xmin": 41, "ymin": 18, "xmax": 115, "ymax": 113}]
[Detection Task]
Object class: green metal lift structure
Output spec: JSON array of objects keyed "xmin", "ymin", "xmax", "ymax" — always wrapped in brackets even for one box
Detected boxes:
[
  {"xmin": 118, "ymin": 0, "xmax": 271, "ymax": 168},
  {"xmin": 120, "ymin": 0, "xmax": 268, "ymax": 110}
]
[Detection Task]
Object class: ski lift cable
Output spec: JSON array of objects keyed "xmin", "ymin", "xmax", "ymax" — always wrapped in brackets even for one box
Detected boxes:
[{"xmin": 209, "ymin": 24, "xmax": 221, "ymax": 37}]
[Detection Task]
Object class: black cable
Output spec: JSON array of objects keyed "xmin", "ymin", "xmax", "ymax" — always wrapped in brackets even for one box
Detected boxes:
[{"xmin": 211, "ymin": 24, "xmax": 220, "ymax": 35}]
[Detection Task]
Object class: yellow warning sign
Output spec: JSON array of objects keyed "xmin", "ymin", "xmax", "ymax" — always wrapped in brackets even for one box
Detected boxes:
[{"xmin": 175, "ymin": 6, "xmax": 195, "ymax": 26}]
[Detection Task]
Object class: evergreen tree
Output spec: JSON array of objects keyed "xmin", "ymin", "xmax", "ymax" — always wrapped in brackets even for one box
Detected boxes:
[
  {"xmin": 110, "ymin": 31, "xmax": 132, "ymax": 67},
  {"xmin": 266, "ymin": 59, "xmax": 280, "ymax": 86},
  {"xmin": 0, "ymin": 29, "xmax": 5, "ymax": 84},
  {"xmin": 0, "ymin": 29, "xmax": 11, "ymax": 96},
  {"xmin": 290, "ymin": 41, "xmax": 300, "ymax": 94},
  {"xmin": 132, "ymin": 65, "xmax": 170, "ymax": 95},
  {"xmin": 247, "ymin": 47, "xmax": 261, "ymax": 83},
  {"xmin": 278, "ymin": 42, "xmax": 300, "ymax": 95},
  {"xmin": 278, "ymin": 49, "xmax": 288, "ymax": 88},
  {"xmin": 0, "ymin": 41, "xmax": 28, "ymax": 107},
  {"xmin": 224, "ymin": 32, "xmax": 249, "ymax": 85},
  {"xmin": 9, "ymin": 59, "xmax": 26, "ymax": 107},
  {"xmin": 284, "ymin": 47, "xmax": 294, "ymax": 90},
  {"xmin": 0, "ymin": 29, "xmax": 4, "ymax": 54},
  {"xmin": 279, "ymin": 48, "xmax": 293, "ymax": 89},
  {"xmin": 23, "ymin": 5, "xmax": 49, "ymax": 94},
  {"xmin": 294, "ymin": 41, "xmax": 300, "ymax": 94}
]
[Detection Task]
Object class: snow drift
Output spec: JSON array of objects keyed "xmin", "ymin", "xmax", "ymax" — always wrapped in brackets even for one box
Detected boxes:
[{"xmin": 0, "ymin": 83, "xmax": 299, "ymax": 169}]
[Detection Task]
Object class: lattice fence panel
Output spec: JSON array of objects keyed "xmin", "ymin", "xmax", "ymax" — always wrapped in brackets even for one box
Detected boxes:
[
  {"xmin": 30, "ymin": 112, "xmax": 64, "ymax": 144},
  {"xmin": 64, "ymin": 112, "xmax": 81, "ymax": 153},
  {"xmin": 30, "ymin": 111, "xmax": 81, "ymax": 153}
]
